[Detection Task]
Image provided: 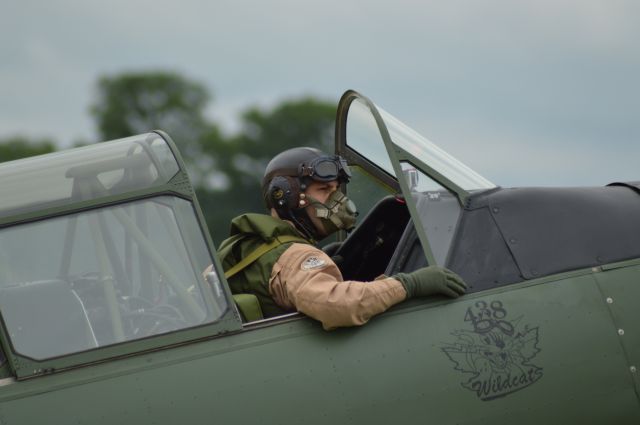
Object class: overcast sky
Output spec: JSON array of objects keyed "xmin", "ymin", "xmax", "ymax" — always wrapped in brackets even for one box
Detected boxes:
[{"xmin": 1, "ymin": 0, "xmax": 638, "ymax": 187}]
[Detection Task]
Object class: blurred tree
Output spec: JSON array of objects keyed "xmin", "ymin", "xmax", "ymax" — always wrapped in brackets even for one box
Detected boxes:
[
  {"xmin": 90, "ymin": 70, "xmax": 336, "ymax": 245},
  {"xmin": 0, "ymin": 136, "xmax": 56, "ymax": 162},
  {"xmin": 199, "ymin": 97, "xmax": 335, "ymax": 245},
  {"xmin": 90, "ymin": 71, "xmax": 222, "ymax": 170}
]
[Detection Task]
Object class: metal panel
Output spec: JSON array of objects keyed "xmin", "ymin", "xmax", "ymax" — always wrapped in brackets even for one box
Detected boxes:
[
  {"xmin": 464, "ymin": 186, "xmax": 640, "ymax": 280},
  {"xmin": 0, "ymin": 272, "xmax": 638, "ymax": 424},
  {"xmin": 593, "ymin": 263, "xmax": 640, "ymax": 397}
]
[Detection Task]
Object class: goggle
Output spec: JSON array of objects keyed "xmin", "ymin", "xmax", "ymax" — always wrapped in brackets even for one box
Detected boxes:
[{"xmin": 298, "ymin": 155, "xmax": 352, "ymax": 182}]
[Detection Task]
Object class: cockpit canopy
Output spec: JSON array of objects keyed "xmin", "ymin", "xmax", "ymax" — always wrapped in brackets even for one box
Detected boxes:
[
  {"xmin": 0, "ymin": 133, "xmax": 179, "ymax": 222},
  {"xmin": 0, "ymin": 132, "xmax": 233, "ymax": 378}
]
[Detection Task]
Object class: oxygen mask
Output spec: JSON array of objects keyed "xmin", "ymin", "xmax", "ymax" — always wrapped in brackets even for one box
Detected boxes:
[{"xmin": 305, "ymin": 190, "xmax": 358, "ymax": 236}]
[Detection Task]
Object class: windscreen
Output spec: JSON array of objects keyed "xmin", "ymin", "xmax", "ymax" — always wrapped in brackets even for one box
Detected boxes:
[
  {"xmin": 0, "ymin": 196, "xmax": 226, "ymax": 360},
  {"xmin": 379, "ymin": 107, "xmax": 495, "ymax": 191},
  {"xmin": 344, "ymin": 95, "xmax": 493, "ymax": 265},
  {"xmin": 400, "ymin": 162, "xmax": 461, "ymax": 265},
  {"xmin": 346, "ymin": 98, "xmax": 395, "ymax": 177},
  {"xmin": 346, "ymin": 98, "xmax": 495, "ymax": 191}
]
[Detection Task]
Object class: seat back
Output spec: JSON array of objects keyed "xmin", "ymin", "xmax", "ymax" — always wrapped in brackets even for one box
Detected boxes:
[
  {"xmin": 232, "ymin": 294, "xmax": 264, "ymax": 323},
  {"xmin": 0, "ymin": 279, "xmax": 97, "ymax": 359}
]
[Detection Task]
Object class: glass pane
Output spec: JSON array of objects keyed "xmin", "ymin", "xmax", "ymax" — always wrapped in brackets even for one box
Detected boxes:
[
  {"xmin": 0, "ymin": 133, "xmax": 180, "ymax": 220},
  {"xmin": 0, "ymin": 196, "xmax": 225, "ymax": 360},
  {"xmin": 346, "ymin": 165, "xmax": 394, "ymax": 222},
  {"xmin": 380, "ymin": 107, "xmax": 495, "ymax": 191},
  {"xmin": 346, "ymin": 98, "xmax": 395, "ymax": 178},
  {"xmin": 400, "ymin": 162, "xmax": 462, "ymax": 265}
]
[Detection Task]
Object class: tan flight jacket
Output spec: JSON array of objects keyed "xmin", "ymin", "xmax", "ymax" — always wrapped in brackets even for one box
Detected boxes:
[{"xmin": 269, "ymin": 243, "xmax": 407, "ymax": 330}]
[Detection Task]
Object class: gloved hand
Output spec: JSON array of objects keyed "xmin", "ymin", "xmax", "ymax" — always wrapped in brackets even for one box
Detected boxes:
[{"xmin": 394, "ymin": 266, "xmax": 467, "ymax": 299}]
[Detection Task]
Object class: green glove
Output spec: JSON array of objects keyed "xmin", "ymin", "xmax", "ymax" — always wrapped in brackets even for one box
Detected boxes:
[{"xmin": 394, "ymin": 266, "xmax": 467, "ymax": 299}]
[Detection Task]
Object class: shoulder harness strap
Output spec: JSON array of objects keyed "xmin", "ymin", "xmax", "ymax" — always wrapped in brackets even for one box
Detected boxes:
[{"xmin": 224, "ymin": 235, "xmax": 308, "ymax": 279}]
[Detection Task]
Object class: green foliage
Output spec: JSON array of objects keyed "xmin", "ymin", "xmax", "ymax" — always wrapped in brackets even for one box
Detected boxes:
[
  {"xmin": 90, "ymin": 71, "xmax": 219, "ymax": 165},
  {"xmin": 234, "ymin": 98, "xmax": 335, "ymax": 155},
  {"xmin": 0, "ymin": 136, "xmax": 56, "ymax": 163}
]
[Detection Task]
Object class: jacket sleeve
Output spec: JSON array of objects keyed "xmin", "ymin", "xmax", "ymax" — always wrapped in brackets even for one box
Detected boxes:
[{"xmin": 269, "ymin": 243, "xmax": 407, "ymax": 330}]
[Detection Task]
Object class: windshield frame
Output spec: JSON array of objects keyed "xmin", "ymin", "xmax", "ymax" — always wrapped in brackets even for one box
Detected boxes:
[{"xmin": 335, "ymin": 90, "xmax": 496, "ymax": 266}]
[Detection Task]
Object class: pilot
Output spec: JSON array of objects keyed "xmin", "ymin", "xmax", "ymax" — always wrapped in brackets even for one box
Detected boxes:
[{"xmin": 217, "ymin": 147, "xmax": 467, "ymax": 330}]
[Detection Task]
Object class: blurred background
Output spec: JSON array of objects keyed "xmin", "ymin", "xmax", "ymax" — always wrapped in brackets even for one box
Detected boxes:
[{"xmin": 1, "ymin": 0, "xmax": 639, "ymax": 243}]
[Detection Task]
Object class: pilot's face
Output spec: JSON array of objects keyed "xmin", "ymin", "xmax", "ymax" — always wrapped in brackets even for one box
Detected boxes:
[
  {"xmin": 305, "ymin": 180, "xmax": 339, "ymax": 204},
  {"xmin": 304, "ymin": 180, "xmax": 339, "ymax": 237}
]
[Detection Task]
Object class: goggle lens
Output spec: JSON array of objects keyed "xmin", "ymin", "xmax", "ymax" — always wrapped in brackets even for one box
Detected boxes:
[
  {"xmin": 314, "ymin": 160, "xmax": 339, "ymax": 178},
  {"xmin": 300, "ymin": 156, "xmax": 351, "ymax": 182}
]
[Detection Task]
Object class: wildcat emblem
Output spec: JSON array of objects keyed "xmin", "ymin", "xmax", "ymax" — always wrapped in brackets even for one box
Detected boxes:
[{"xmin": 441, "ymin": 300, "xmax": 543, "ymax": 401}]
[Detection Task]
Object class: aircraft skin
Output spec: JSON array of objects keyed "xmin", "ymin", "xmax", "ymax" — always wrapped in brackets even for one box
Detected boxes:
[
  {"xmin": 0, "ymin": 91, "xmax": 638, "ymax": 424},
  {"xmin": 1, "ymin": 267, "xmax": 639, "ymax": 424}
]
